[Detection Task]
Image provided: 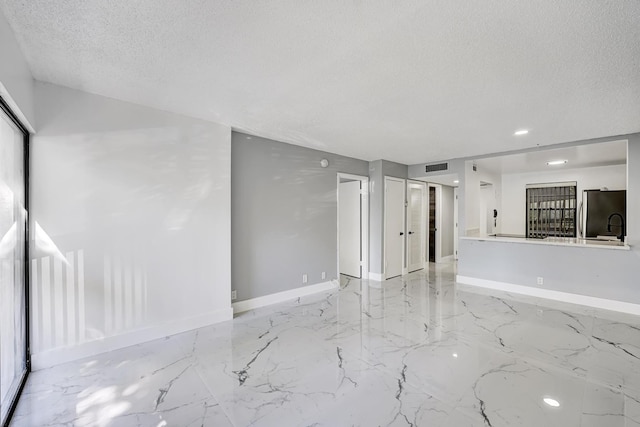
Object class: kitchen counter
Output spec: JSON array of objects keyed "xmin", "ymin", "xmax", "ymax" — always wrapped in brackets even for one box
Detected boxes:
[{"xmin": 461, "ymin": 234, "xmax": 631, "ymax": 250}]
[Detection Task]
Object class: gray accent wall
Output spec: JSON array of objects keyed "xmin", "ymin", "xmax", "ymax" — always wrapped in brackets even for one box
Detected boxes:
[
  {"xmin": 231, "ymin": 132, "xmax": 369, "ymax": 301},
  {"xmin": 381, "ymin": 159, "xmax": 409, "ymax": 180},
  {"xmin": 368, "ymin": 160, "xmax": 408, "ymax": 275}
]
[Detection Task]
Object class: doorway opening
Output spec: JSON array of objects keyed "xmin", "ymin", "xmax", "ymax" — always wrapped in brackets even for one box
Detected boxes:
[
  {"xmin": 400, "ymin": 174, "xmax": 458, "ymax": 266},
  {"xmin": 427, "ymin": 183, "xmax": 456, "ymax": 263},
  {"xmin": 479, "ymin": 182, "xmax": 496, "ymax": 236},
  {"xmin": 337, "ymin": 173, "xmax": 368, "ymax": 280}
]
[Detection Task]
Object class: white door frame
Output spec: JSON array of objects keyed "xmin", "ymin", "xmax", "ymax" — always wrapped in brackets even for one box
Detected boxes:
[
  {"xmin": 407, "ymin": 180, "xmax": 427, "ymax": 272},
  {"xmin": 428, "ymin": 183, "xmax": 443, "ymax": 263},
  {"xmin": 337, "ymin": 173, "xmax": 369, "ymax": 280},
  {"xmin": 383, "ymin": 176, "xmax": 406, "ymax": 279}
]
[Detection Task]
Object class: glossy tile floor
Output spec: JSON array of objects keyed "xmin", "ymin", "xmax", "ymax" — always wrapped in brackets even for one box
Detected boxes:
[{"xmin": 10, "ymin": 263, "xmax": 640, "ymax": 426}]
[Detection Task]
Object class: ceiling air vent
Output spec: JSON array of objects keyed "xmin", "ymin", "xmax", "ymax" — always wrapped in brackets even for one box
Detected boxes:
[{"xmin": 425, "ymin": 162, "xmax": 448, "ymax": 173}]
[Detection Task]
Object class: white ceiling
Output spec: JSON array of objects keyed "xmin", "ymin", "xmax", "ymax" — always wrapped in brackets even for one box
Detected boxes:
[
  {"xmin": 2, "ymin": 1, "xmax": 640, "ymax": 164},
  {"xmin": 474, "ymin": 139, "xmax": 627, "ymax": 175}
]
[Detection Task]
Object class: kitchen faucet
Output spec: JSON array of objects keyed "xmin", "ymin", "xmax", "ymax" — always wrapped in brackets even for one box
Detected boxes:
[{"xmin": 607, "ymin": 213, "xmax": 625, "ymax": 243}]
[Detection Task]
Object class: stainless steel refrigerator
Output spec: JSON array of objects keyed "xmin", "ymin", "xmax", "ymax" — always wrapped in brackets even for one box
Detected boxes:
[{"xmin": 579, "ymin": 189, "xmax": 626, "ymax": 239}]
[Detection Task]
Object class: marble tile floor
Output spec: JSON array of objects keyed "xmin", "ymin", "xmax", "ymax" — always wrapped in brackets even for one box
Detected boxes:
[{"xmin": 10, "ymin": 263, "xmax": 640, "ymax": 426}]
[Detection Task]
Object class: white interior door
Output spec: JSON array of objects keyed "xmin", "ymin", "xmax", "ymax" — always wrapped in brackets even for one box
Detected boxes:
[
  {"xmin": 385, "ymin": 177, "xmax": 405, "ymax": 279},
  {"xmin": 339, "ymin": 180, "xmax": 361, "ymax": 277},
  {"xmin": 407, "ymin": 181, "xmax": 426, "ymax": 272}
]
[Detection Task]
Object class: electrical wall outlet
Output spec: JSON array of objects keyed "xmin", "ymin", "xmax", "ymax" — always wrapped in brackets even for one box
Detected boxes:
[
  {"xmin": 321, "ymin": 271, "xmax": 326, "ymax": 280},
  {"xmin": 231, "ymin": 290, "xmax": 237, "ymax": 300},
  {"xmin": 302, "ymin": 274, "xmax": 308, "ymax": 283},
  {"xmin": 537, "ymin": 277, "xmax": 544, "ymax": 285}
]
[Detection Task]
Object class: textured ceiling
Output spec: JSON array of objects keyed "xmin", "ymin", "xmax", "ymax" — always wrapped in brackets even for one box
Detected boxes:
[{"xmin": 2, "ymin": 1, "xmax": 640, "ymax": 164}]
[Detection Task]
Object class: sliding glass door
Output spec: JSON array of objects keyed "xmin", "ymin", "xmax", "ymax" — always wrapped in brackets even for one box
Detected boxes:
[{"xmin": 0, "ymin": 99, "xmax": 29, "ymax": 426}]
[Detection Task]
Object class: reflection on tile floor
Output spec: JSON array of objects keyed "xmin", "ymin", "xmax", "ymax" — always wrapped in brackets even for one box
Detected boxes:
[{"xmin": 11, "ymin": 263, "xmax": 640, "ymax": 426}]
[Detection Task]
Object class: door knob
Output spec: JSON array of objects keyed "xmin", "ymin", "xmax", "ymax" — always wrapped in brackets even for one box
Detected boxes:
[
  {"xmin": 400, "ymin": 232, "xmax": 404, "ymax": 236},
  {"xmin": 408, "ymin": 231, "xmax": 414, "ymax": 235}
]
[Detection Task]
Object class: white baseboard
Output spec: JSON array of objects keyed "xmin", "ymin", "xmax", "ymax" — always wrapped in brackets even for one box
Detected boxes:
[
  {"xmin": 368, "ymin": 272, "xmax": 383, "ymax": 281},
  {"xmin": 456, "ymin": 275, "xmax": 640, "ymax": 316},
  {"xmin": 31, "ymin": 308, "xmax": 233, "ymax": 371},
  {"xmin": 232, "ymin": 280, "xmax": 339, "ymax": 314}
]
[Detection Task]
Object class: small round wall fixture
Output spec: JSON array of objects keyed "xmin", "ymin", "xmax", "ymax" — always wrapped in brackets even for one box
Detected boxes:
[{"xmin": 320, "ymin": 158, "xmax": 329, "ymax": 168}]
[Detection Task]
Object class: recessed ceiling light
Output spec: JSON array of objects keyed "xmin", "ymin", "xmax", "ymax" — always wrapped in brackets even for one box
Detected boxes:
[
  {"xmin": 543, "ymin": 397, "xmax": 560, "ymax": 407},
  {"xmin": 452, "ymin": 353, "xmax": 458, "ymax": 358},
  {"xmin": 546, "ymin": 160, "xmax": 568, "ymax": 166},
  {"xmin": 453, "ymin": 180, "xmax": 459, "ymax": 184},
  {"xmin": 514, "ymin": 130, "xmax": 529, "ymax": 136}
]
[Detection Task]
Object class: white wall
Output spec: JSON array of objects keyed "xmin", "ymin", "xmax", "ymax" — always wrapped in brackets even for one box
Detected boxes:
[
  {"xmin": 30, "ymin": 82, "xmax": 232, "ymax": 369},
  {"xmin": 479, "ymin": 184, "xmax": 496, "ymax": 235},
  {"xmin": 441, "ymin": 185, "xmax": 454, "ymax": 257},
  {"xmin": 0, "ymin": 9, "xmax": 34, "ymax": 129},
  {"xmin": 500, "ymin": 164, "xmax": 627, "ymax": 235}
]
